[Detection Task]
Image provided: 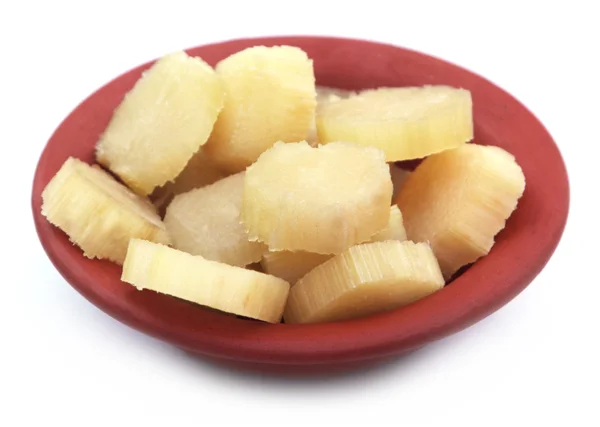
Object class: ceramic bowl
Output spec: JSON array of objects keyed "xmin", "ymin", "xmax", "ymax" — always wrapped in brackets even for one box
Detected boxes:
[{"xmin": 32, "ymin": 36, "xmax": 569, "ymax": 374}]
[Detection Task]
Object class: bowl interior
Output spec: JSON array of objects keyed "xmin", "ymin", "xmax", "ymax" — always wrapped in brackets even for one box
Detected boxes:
[{"xmin": 32, "ymin": 36, "xmax": 569, "ymax": 366}]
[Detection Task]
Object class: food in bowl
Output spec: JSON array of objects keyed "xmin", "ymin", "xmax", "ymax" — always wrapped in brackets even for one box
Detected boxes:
[
  {"xmin": 95, "ymin": 51, "xmax": 225, "ymax": 195},
  {"xmin": 40, "ymin": 45, "xmax": 525, "ymax": 325},
  {"xmin": 41, "ymin": 157, "xmax": 170, "ymax": 264}
]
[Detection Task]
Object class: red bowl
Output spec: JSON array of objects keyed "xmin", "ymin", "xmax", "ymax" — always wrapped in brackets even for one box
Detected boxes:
[{"xmin": 31, "ymin": 36, "xmax": 569, "ymax": 375}]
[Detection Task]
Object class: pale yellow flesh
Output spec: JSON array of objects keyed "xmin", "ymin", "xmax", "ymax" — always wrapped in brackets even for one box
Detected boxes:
[
  {"xmin": 396, "ymin": 144, "xmax": 526, "ymax": 279},
  {"xmin": 316, "ymin": 86, "xmax": 356, "ymax": 104},
  {"xmin": 284, "ymin": 241, "xmax": 445, "ymax": 324},
  {"xmin": 370, "ymin": 205, "xmax": 407, "ymax": 242},
  {"xmin": 261, "ymin": 205, "xmax": 406, "ymax": 284},
  {"xmin": 389, "ymin": 164, "xmax": 411, "ymax": 201},
  {"xmin": 122, "ymin": 239, "xmax": 290, "ymax": 323},
  {"xmin": 164, "ymin": 172, "xmax": 267, "ymax": 267},
  {"xmin": 150, "ymin": 149, "xmax": 227, "ymax": 214},
  {"xmin": 242, "ymin": 141, "xmax": 393, "ymax": 254},
  {"xmin": 204, "ymin": 46, "xmax": 316, "ymax": 173},
  {"xmin": 307, "ymin": 86, "xmax": 357, "ymax": 145},
  {"xmin": 316, "ymin": 86, "xmax": 473, "ymax": 161},
  {"xmin": 261, "ymin": 251, "xmax": 333, "ymax": 285},
  {"xmin": 41, "ymin": 158, "xmax": 170, "ymax": 264},
  {"xmin": 96, "ymin": 51, "xmax": 225, "ymax": 195}
]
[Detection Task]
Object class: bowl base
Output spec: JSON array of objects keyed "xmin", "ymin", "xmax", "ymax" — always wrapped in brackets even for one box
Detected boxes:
[{"xmin": 182, "ymin": 348, "xmax": 418, "ymax": 377}]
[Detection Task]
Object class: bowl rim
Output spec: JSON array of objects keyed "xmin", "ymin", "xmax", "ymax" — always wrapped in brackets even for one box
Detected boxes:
[{"xmin": 31, "ymin": 35, "xmax": 570, "ymax": 366}]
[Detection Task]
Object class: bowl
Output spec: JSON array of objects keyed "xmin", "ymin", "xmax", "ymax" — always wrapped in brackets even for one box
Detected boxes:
[{"xmin": 31, "ymin": 36, "xmax": 569, "ymax": 375}]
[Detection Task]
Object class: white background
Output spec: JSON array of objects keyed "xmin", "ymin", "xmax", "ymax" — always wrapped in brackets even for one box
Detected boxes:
[{"xmin": 1, "ymin": 1, "xmax": 598, "ymax": 426}]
